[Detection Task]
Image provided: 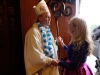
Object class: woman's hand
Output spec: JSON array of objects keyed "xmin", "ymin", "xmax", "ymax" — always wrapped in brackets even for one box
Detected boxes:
[{"xmin": 56, "ymin": 36, "xmax": 65, "ymax": 47}]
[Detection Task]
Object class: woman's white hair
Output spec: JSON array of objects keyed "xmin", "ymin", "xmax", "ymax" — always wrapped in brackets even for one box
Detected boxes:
[{"xmin": 69, "ymin": 16, "xmax": 93, "ymax": 55}]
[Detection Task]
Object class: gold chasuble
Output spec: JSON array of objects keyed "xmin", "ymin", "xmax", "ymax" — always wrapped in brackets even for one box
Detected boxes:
[{"xmin": 24, "ymin": 23, "xmax": 59, "ymax": 75}]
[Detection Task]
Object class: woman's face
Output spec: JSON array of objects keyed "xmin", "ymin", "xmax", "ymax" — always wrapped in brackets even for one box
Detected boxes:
[
  {"xmin": 68, "ymin": 23, "xmax": 76, "ymax": 36},
  {"xmin": 40, "ymin": 12, "xmax": 51, "ymax": 27}
]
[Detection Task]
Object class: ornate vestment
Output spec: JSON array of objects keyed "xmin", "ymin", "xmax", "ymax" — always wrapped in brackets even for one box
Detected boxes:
[{"xmin": 24, "ymin": 23, "xmax": 59, "ymax": 75}]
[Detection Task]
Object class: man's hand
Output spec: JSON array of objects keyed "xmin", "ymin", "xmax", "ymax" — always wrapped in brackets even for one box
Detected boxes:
[{"xmin": 51, "ymin": 59, "xmax": 59, "ymax": 66}]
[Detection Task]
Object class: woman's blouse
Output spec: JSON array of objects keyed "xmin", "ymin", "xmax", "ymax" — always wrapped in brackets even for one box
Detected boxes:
[{"xmin": 58, "ymin": 42, "xmax": 88, "ymax": 70}]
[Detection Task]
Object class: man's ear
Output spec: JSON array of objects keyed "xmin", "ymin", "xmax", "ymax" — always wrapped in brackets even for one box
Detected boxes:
[{"xmin": 38, "ymin": 15, "xmax": 42, "ymax": 21}]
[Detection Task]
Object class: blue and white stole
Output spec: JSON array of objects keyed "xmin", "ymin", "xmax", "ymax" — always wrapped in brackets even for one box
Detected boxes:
[{"xmin": 38, "ymin": 23, "xmax": 55, "ymax": 58}]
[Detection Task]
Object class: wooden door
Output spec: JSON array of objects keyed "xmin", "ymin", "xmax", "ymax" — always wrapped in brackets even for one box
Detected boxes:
[{"xmin": 0, "ymin": 0, "xmax": 25, "ymax": 75}]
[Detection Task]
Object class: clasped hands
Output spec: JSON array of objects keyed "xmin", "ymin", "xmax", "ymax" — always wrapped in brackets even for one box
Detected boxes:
[
  {"xmin": 51, "ymin": 59, "xmax": 60, "ymax": 66},
  {"xmin": 50, "ymin": 36, "xmax": 64, "ymax": 66}
]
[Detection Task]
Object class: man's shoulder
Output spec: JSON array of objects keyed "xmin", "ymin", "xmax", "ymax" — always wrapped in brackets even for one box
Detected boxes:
[
  {"xmin": 26, "ymin": 23, "xmax": 39, "ymax": 35},
  {"xmin": 28, "ymin": 23, "xmax": 39, "ymax": 31}
]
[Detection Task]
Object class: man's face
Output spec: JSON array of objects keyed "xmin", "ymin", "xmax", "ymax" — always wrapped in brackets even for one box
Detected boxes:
[{"xmin": 40, "ymin": 12, "xmax": 51, "ymax": 27}]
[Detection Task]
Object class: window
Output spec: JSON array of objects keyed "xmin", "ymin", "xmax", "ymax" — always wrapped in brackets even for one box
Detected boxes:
[{"xmin": 78, "ymin": 0, "xmax": 100, "ymax": 32}]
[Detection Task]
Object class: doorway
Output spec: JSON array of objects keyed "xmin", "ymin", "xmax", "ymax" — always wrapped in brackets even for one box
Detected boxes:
[{"xmin": 0, "ymin": 0, "xmax": 25, "ymax": 75}]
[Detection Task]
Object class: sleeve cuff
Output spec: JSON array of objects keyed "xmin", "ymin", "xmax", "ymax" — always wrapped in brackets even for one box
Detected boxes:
[{"xmin": 46, "ymin": 56, "xmax": 52, "ymax": 65}]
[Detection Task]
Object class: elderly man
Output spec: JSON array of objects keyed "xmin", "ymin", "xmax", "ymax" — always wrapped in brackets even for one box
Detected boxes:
[{"xmin": 24, "ymin": 0, "xmax": 59, "ymax": 75}]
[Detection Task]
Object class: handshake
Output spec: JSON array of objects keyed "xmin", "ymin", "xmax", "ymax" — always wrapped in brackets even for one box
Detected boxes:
[{"xmin": 51, "ymin": 59, "xmax": 60, "ymax": 66}]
